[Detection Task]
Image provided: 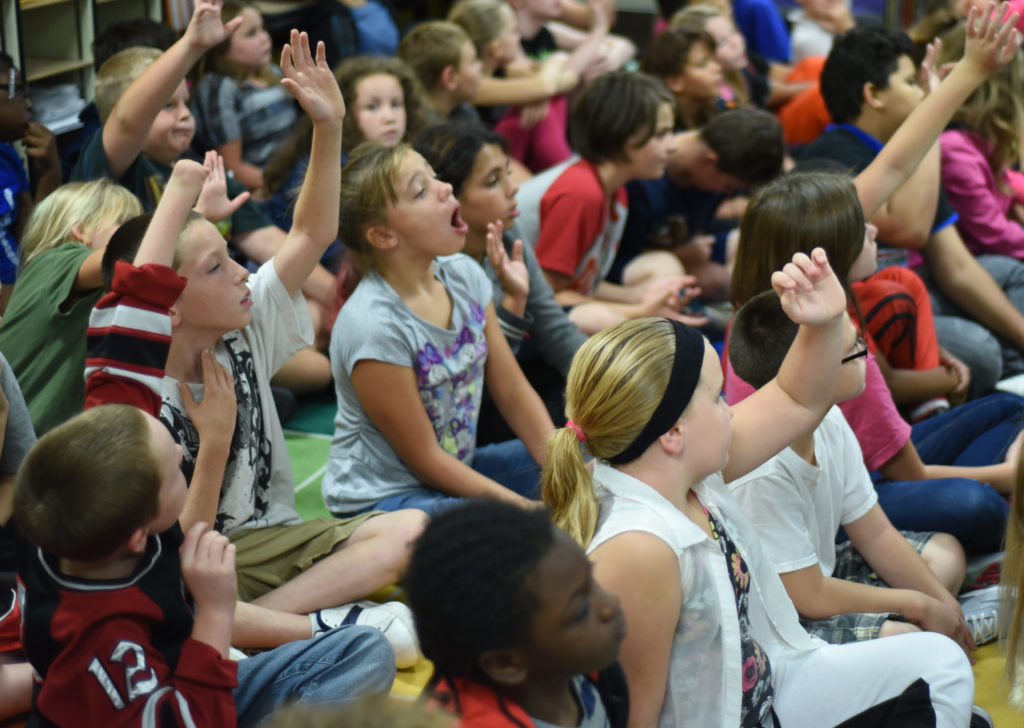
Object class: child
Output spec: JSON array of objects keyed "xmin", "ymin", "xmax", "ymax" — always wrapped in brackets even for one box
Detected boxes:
[
  {"xmin": 0, "ymin": 53, "xmax": 61, "ymax": 312},
  {"xmin": 516, "ymin": 71, "xmax": 699, "ymax": 336},
  {"xmin": 405, "ymin": 500, "xmax": 628, "ymax": 728},
  {"xmin": 192, "ymin": 0, "xmax": 298, "ymax": 191},
  {"xmin": 729, "ymin": 292, "xmax": 988, "ymax": 646},
  {"xmin": 396, "ymin": 22, "xmax": 484, "ymax": 125},
  {"xmin": 261, "ymin": 55, "xmax": 429, "ymax": 238},
  {"xmin": 104, "ymin": 31, "xmax": 427, "ymax": 631},
  {"xmin": 641, "ymin": 27, "xmax": 723, "ymax": 129},
  {"xmin": 14, "ymin": 158, "xmax": 395, "ymax": 727},
  {"xmin": 936, "ymin": 22, "xmax": 1024, "ymax": 261},
  {"xmin": 322, "ymin": 141, "xmax": 556, "ymax": 517},
  {"xmin": 1002, "ymin": 431, "xmax": 1024, "ymax": 707},
  {"xmin": 541, "ymin": 250, "xmax": 976, "ymax": 727},
  {"xmin": 0, "ymin": 179, "xmax": 142, "ymax": 434},
  {"xmin": 71, "ymin": 0, "xmax": 338, "ymax": 382}
]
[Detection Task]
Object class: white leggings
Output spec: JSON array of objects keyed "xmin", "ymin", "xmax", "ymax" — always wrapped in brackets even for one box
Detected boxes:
[{"xmin": 772, "ymin": 631, "xmax": 973, "ymax": 727}]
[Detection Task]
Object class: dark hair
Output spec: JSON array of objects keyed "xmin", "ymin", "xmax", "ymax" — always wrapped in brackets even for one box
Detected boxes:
[
  {"xmin": 93, "ymin": 18, "xmax": 177, "ymax": 70},
  {"xmin": 729, "ymin": 290, "xmax": 797, "ymax": 389},
  {"xmin": 570, "ymin": 71, "xmax": 676, "ymax": 164},
  {"xmin": 405, "ymin": 500, "xmax": 556, "ymax": 687},
  {"xmin": 102, "ymin": 213, "xmax": 154, "ymax": 290},
  {"xmin": 413, "ymin": 123, "xmax": 508, "ymax": 196},
  {"xmin": 731, "ymin": 170, "xmax": 864, "ymax": 307},
  {"xmin": 820, "ymin": 25, "xmax": 916, "ymax": 124},
  {"xmin": 700, "ymin": 109, "xmax": 784, "ymax": 188}
]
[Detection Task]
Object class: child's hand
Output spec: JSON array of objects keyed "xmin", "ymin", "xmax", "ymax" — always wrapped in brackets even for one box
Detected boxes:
[
  {"xmin": 22, "ymin": 122, "xmax": 58, "ymax": 173},
  {"xmin": 179, "ymin": 349, "xmax": 237, "ymax": 452},
  {"xmin": 195, "ymin": 151, "xmax": 250, "ymax": 223},
  {"xmin": 180, "ymin": 522, "xmax": 237, "ymax": 614},
  {"xmin": 918, "ymin": 594, "xmax": 977, "ymax": 662},
  {"xmin": 939, "ymin": 347, "xmax": 970, "ymax": 405},
  {"xmin": 962, "ymin": 1, "xmax": 1021, "ymax": 75},
  {"xmin": 637, "ymin": 275, "xmax": 708, "ymax": 327},
  {"xmin": 917, "ymin": 38, "xmax": 944, "ymax": 94},
  {"xmin": 519, "ymin": 100, "xmax": 550, "ymax": 130},
  {"xmin": 165, "ymin": 159, "xmax": 209, "ymax": 212},
  {"xmin": 185, "ymin": 0, "xmax": 243, "ymax": 52},
  {"xmin": 770, "ymin": 248, "xmax": 846, "ymax": 327},
  {"xmin": 280, "ymin": 30, "xmax": 345, "ymax": 128},
  {"xmin": 486, "ymin": 221, "xmax": 529, "ymax": 314}
]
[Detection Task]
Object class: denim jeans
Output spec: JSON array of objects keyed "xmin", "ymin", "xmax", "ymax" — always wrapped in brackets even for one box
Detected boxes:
[
  {"xmin": 234, "ymin": 625, "xmax": 395, "ymax": 727},
  {"xmin": 869, "ymin": 392, "xmax": 1023, "ymax": 554},
  {"xmin": 368, "ymin": 439, "xmax": 541, "ymax": 516}
]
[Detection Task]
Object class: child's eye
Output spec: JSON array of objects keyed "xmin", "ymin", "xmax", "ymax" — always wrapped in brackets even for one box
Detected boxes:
[
  {"xmin": 414, "ymin": 186, "xmax": 426, "ymax": 199},
  {"xmin": 209, "ymin": 263, "xmax": 221, "ymax": 274}
]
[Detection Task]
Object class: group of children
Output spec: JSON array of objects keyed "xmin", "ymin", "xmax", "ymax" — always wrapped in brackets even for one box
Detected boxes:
[{"xmin": 0, "ymin": 0, "xmax": 1024, "ymax": 725}]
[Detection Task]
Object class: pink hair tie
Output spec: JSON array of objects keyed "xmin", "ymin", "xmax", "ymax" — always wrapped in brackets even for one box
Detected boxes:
[{"xmin": 566, "ymin": 419, "xmax": 587, "ymax": 443}]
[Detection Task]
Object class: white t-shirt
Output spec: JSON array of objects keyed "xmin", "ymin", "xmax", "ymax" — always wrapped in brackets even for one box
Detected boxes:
[{"xmin": 728, "ymin": 407, "xmax": 877, "ymax": 576}]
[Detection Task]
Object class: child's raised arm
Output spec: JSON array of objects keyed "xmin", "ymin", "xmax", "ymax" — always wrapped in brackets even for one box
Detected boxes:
[
  {"xmin": 726, "ymin": 248, "xmax": 846, "ymax": 482},
  {"xmin": 271, "ymin": 30, "xmax": 345, "ymax": 297},
  {"xmin": 134, "ymin": 160, "xmax": 208, "ymax": 268},
  {"xmin": 102, "ymin": 0, "xmax": 242, "ymax": 179},
  {"xmin": 856, "ymin": 1, "xmax": 1021, "ymax": 217}
]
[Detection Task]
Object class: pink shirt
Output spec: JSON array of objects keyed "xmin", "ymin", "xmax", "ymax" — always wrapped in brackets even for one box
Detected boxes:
[{"xmin": 724, "ymin": 350, "xmax": 910, "ymax": 473}]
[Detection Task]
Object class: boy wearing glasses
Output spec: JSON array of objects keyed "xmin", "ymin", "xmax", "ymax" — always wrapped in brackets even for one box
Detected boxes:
[
  {"xmin": 0, "ymin": 53, "xmax": 59, "ymax": 312},
  {"xmin": 726, "ymin": 293, "xmax": 991, "ymax": 654}
]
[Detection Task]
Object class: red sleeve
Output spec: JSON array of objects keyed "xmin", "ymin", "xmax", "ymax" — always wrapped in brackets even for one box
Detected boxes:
[
  {"xmin": 34, "ymin": 619, "xmax": 237, "ymax": 728},
  {"xmin": 534, "ymin": 179, "xmax": 607, "ymax": 279},
  {"xmin": 84, "ymin": 261, "xmax": 187, "ymax": 416}
]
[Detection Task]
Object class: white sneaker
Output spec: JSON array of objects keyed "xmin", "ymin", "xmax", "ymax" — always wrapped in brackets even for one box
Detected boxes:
[
  {"xmin": 311, "ymin": 600, "xmax": 421, "ymax": 668},
  {"xmin": 959, "ymin": 585, "xmax": 1000, "ymax": 646}
]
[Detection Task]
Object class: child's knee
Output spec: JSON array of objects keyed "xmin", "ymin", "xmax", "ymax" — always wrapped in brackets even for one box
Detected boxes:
[
  {"xmin": 922, "ymin": 532, "xmax": 967, "ymax": 588},
  {"xmin": 877, "ymin": 619, "xmax": 921, "ymax": 638}
]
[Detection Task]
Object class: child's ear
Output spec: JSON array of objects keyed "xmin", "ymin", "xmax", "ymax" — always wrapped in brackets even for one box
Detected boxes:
[
  {"xmin": 658, "ymin": 420, "xmax": 686, "ymax": 456},
  {"xmin": 862, "ymin": 81, "xmax": 884, "ymax": 111},
  {"xmin": 702, "ymin": 149, "xmax": 721, "ymax": 172},
  {"xmin": 478, "ymin": 648, "xmax": 529, "ymax": 687},
  {"xmin": 127, "ymin": 527, "xmax": 148, "ymax": 555},
  {"xmin": 664, "ymin": 74, "xmax": 686, "ymax": 95},
  {"xmin": 366, "ymin": 225, "xmax": 397, "ymax": 252},
  {"xmin": 168, "ymin": 302, "xmax": 183, "ymax": 328},
  {"xmin": 440, "ymin": 64, "xmax": 460, "ymax": 94},
  {"xmin": 69, "ymin": 224, "xmax": 87, "ymax": 243}
]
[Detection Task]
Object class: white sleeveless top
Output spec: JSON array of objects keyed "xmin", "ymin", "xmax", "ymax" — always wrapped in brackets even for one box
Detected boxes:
[{"xmin": 587, "ymin": 462, "xmax": 821, "ymax": 728}]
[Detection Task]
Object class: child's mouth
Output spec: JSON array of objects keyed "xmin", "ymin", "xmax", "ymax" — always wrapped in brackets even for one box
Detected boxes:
[{"xmin": 451, "ymin": 204, "xmax": 468, "ymax": 234}]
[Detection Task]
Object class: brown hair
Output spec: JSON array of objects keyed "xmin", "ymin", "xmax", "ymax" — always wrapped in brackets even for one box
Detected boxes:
[
  {"xmin": 198, "ymin": 0, "xmax": 279, "ymax": 86},
  {"xmin": 338, "ymin": 142, "xmax": 410, "ymax": 273},
  {"xmin": 14, "ymin": 405, "xmax": 162, "ymax": 561},
  {"xmin": 397, "ymin": 21, "xmax": 471, "ymax": 92},
  {"xmin": 641, "ymin": 27, "xmax": 719, "ymax": 128}
]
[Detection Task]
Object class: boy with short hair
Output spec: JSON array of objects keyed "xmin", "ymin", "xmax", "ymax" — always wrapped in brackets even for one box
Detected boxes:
[
  {"xmin": 396, "ymin": 21, "xmax": 483, "ymax": 124},
  {"xmin": 71, "ymin": 1, "xmax": 336, "ymax": 342},
  {"xmin": 728, "ymin": 290, "xmax": 991, "ymax": 650},
  {"xmin": 15, "ymin": 157, "xmax": 395, "ymax": 727},
  {"xmin": 805, "ymin": 23, "xmax": 1024, "ymax": 396},
  {"xmin": 100, "ymin": 28, "xmax": 426, "ymax": 644}
]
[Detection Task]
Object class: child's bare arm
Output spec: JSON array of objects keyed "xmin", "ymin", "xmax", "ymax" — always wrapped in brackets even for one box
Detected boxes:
[
  {"xmin": 134, "ymin": 160, "xmax": 208, "ymax": 268},
  {"xmin": 178, "ymin": 350, "xmax": 236, "ymax": 534},
  {"xmin": 727, "ymin": 249, "xmax": 846, "ymax": 482},
  {"xmin": 180, "ymin": 522, "xmax": 237, "ymax": 658},
  {"xmin": 102, "ymin": 0, "xmax": 242, "ymax": 179},
  {"xmin": 271, "ymin": 31, "xmax": 345, "ymax": 297},
  {"xmin": 856, "ymin": 1, "xmax": 1021, "ymax": 218}
]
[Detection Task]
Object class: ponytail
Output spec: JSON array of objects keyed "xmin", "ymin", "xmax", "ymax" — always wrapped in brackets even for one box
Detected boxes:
[{"xmin": 543, "ymin": 427, "xmax": 599, "ymax": 546}]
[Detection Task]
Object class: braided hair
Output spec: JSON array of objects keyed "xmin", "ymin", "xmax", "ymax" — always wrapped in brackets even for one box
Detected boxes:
[{"xmin": 404, "ymin": 500, "xmax": 556, "ymax": 724}]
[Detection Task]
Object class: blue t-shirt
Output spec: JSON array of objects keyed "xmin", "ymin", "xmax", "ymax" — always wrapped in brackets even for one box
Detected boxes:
[
  {"xmin": 0, "ymin": 143, "xmax": 29, "ymax": 284},
  {"xmin": 733, "ymin": 0, "xmax": 791, "ymax": 63}
]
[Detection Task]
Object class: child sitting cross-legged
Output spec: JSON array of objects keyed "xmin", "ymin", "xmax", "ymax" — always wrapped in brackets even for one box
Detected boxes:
[
  {"xmin": 728, "ymin": 291, "xmax": 993, "ymax": 648},
  {"xmin": 101, "ymin": 30, "xmax": 426, "ymax": 653},
  {"xmin": 14, "ymin": 159, "xmax": 396, "ymax": 727},
  {"xmin": 405, "ymin": 499, "xmax": 628, "ymax": 728}
]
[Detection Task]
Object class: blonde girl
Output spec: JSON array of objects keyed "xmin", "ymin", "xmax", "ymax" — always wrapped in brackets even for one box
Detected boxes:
[
  {"xmin": 322, "ymin": 142, "xmax": 556, "ymax": 517},
  {"xmin": 193, "ymin": 0, "xmax": 297, "ymax": 190},
  {"xmin": 261, "ymin": 55, "xmax": 428, "ymax": 239},
  {"xmin": 936, "ymin": 21, "xmax": 1024, "ymax": 260},
  {"xmin": 0, "ymin": 180, "xmax": 142, "ymax": 434},
  {"xmin": 541, "ymin": 256, "xmax": 976, "ymax": 727}
]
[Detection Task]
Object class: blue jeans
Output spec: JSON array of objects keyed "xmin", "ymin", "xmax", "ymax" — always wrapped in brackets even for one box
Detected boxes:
[
  {"xmin": 369, "ymin": 439, "xmax": 541, "ymax": 516},
  {"xmin": 869, "ymin": 393, "xmax": 1022, "ymax": 555},
  {"xmin": 233, "ymin": 625, "xmax": 395, "ymax": 727}
]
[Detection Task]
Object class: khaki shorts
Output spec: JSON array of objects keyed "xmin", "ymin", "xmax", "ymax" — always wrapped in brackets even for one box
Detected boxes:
[{"xmin": 229, "ymin": 514, "xmax": 379, "ymax": 602}]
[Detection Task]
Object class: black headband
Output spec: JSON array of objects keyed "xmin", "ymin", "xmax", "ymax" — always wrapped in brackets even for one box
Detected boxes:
[{"xmin": 606, "ymin": 320, "xmax": 705, "ymax": 465}]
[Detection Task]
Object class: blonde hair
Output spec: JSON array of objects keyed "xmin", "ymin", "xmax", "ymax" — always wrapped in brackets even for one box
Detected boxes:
[
  {"xmin": 449, "ymin": 0, "xmax": 510, "ymax": 61},
  {"xmin": 543, "ymin": 318, "xmax": 675, "ymax": 545},
  {"xmin": 20, "ymin": 180, "xmax": 142, "ymax": 268},
  {"xmin": 95, "ymin": 46, "xmax": 162, "ymax": 122},
  {"xmin": 338, "ymin": 142, "xmax": 410, "ymax": 273},
  {"xmin": 939, "ymin": 21, "xmax": 1024, "ymax": 178},
  {"xmin": 1002, "ymin": 443, "xmax": 1024, "ymax": 707}
]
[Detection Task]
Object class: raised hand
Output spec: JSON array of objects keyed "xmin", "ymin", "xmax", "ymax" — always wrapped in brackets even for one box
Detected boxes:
[
  {"xmin": 184, "ymin": 0, "xmax": 243, "ymax": 52},
  {"xmin": 771, "ymin": 247, "xmax": 846, "ymax": 327},
  {"xmin": 280, "ymin": 30, "xmax": 345, "ymax": 127},
  {"xmin": 486, "ymin": 221, "xmax": 530, "ymax": 313},
  {"xmin": 165, "ymin": 159, "xmax": 209, "ymax": 205},
  {"xmin": 918, "ymin": 37, "xmax": 943, "ymax": 94},
  {"xmin": 195, "ymin": 150, "xmax": 250, "ymax": 223},
  {"xmin": 963, "ymin": 1, "xmax": 1021, "ymax": 74}
]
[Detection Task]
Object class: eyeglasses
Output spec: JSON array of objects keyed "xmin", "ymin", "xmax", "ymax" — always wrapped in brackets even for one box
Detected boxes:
[
  {"xmin": 3, "ymin": 68, "xmax": 25, "ymax": 100},
  {"xmin": 841, "ymin": 336, "xmax": 868, "ymax": 364}
]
